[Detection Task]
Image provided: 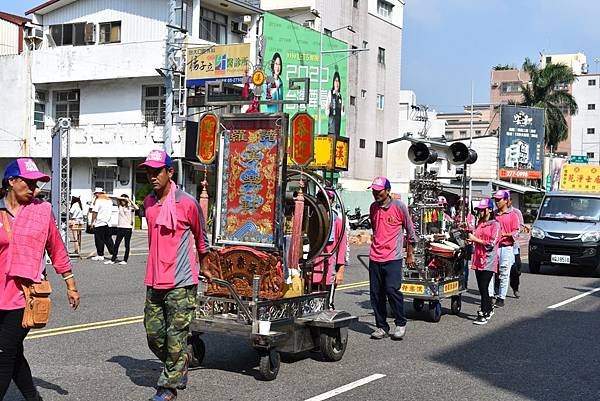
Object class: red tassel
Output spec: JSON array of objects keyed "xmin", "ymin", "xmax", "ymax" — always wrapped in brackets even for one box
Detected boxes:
[
  {"xmin": 288, "ymin": 181, "xmax": 305, "ymax": 269},
  {"xmin": 241, "ymin": 80, "xmax": 249, "ymax": 99}
]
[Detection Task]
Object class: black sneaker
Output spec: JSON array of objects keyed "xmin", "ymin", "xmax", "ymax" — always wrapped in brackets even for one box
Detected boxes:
[
  {"xmin": 513, "ymin": 290, "xmax": 520, "ymax": 298},
  {"xmin": 494, "ymin": 298, "xmax": 505, "ymax": 308},
  {"xmin": 473, "ymin": 311, "xmax": 488, "ymax": 325}
]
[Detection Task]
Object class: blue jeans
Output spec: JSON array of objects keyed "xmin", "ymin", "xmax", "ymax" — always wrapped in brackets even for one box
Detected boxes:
[
  {"xmin": 497, "ymin": 246, "xmax": 515, "ymax": 300},
  {"xmin": 369, "ymin": 259, "xmax": 406, "ymax": 330}
]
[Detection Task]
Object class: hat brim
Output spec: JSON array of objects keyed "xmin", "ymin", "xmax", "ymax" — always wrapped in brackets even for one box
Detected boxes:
[
  {"xmin": 19, "ymin": 171, "xmax": 50, "ymax": 182},
  {"xmin": 369, "ymin": 185, "xmax": 386, "ymax": 191},
  {"xmin": 138, "ymin": 160, "xmax": 167, "ymax": 169}
]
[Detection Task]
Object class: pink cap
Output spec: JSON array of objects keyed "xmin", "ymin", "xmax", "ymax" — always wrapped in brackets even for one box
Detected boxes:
[
  {"xmin": 368, "ymin": 176, "xmax": 391, "ymax": 191},
  {"xmin": 326, "ymin": 190, "xmax": 335, "ymax": 199},
  {"xmin": 3, "ymin": 158, "xmax": 50, "ymax": 183},
  {"xmin": 138, "ymin": 149, "xmax": 173, "ymax": 169},
  {"xmin": 475, "ymin": 198, "xmax": 494, "ymax": 210},
  {"xmin": 493, "ymin": 189, "xmax": 510, "ymax": 199},
  {"xmin": 437, "ymin": 195, "xmax": 447, "ymax": 205}
]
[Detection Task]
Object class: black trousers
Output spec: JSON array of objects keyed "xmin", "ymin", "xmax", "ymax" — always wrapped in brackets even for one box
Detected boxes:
[
  {"xmin": 93, "ymin": 225, "xmax": 114, "ymax": 257},
  {"xmin": 510, "ymin": 252, "xmax": 521, "ymax": 291},
  {"xmin": 475, "ymin": 270, "xmax": 494, "ymax": 314},
  {"xmin": 0, "ymin": 308, "xmax": 38, "ymax": 400},
  {"xmin": 369, "ymin": 259, "xmax": 405, "ymax": 330},
  {"xmin": 112, "ymin": 228, "xmax": 132, "ymax": 262}
]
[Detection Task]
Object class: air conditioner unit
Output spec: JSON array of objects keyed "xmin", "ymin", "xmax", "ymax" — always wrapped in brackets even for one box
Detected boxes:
[
  {"xmin": 581, "ymin": 63, "xmax": 589, "ymax": 74},
  {"xmin": 303, "ymin": 20, "xmax": 315, "ymax": 29},
  {"xmin": 25, "ymin": 28, "xmax": 43, "ymax": 40},
  {"xmin": 35, "ymin": 90, "xmax": 47, "ymax": 102},
  {"xmin": 231, "ymin": 21, "xmax": 249, "ymax": 34}
]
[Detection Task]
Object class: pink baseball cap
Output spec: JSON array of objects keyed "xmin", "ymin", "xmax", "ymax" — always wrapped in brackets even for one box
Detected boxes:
[
  {"xmin": 138, "ymin": 149, "xmax": 173, "ymax": 169},
  {"xmin": 474, "ymin": 198, "xmax": 494, "ymax": 210},
  {"xmin": 326, "ymin": 190, "xmax": 335, "ymax": 199},
  {"xmin": 368, "ymin": 176, "xmax": 391, "ymax": 191},
  {"xmin": 3, "ymin": 158, "xmax": 50, "ymax": 183},
  {"xmin": 493, "ymin": 189, "xmax": 510, "ymax": 199}
]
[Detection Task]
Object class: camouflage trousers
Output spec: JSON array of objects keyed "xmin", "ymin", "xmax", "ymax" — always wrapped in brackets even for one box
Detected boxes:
[{"xmin": 144, "ymin": 285, "xmax": 197, "ymax": 389}]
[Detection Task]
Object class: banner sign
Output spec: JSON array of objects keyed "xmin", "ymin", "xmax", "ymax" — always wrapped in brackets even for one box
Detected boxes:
[
  {"xmin": 309, "ymin": 136, "xmax": 334, "ymax": 169},
  {"xmin": 196, "ymin": 113, "xmax": 219, "ymax": 164},
  {"xmin": 215, "ymin": 115, "xmax": 287, "ymax": 248},
  {"xmin": 262, "ymin": 13, "xmax": 349, "ymax": 137},
  {"xmin": 560, "ymin": 164, "xmax": 600, "ymax": 192},
  {"xmin": 498, "ymin": 105, "xmax": 545, "ymax": 179},
  {"xmin": 334, "ymin": 136, "xmax": 349, "ymax": 171},
  {"xmin": 186, "ymin": 43, "xmax": 250, "ymax": 87},
  {"xmin": 289, "ymin": 112, "xmax": 314, "ymax": 167}
]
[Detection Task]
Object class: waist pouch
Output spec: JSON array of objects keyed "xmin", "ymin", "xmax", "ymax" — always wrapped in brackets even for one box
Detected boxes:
[{"xmin": 21, "ymin": 279, "xmax": 52, "ymax": 329}]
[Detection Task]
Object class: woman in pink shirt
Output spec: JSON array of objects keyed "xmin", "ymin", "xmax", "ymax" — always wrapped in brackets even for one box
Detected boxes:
[
  {"xmin": 467, "ymin": 198, "xmax": 500, "ymax": 325},
  {"xmin": 0, "ymin": 158, "xmax": 80, "ymax": 401}
]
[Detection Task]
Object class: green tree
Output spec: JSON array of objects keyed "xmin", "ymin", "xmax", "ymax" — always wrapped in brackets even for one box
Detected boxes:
[{"xmin": 519, "ymin": 58, "xmax": 578, "ymax": 150}]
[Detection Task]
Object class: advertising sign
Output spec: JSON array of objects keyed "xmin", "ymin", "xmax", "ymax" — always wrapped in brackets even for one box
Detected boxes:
[
  {"xmin": 262, "ymin": 13, "xmax": 349, "ymax": 138},
  {"xmin": 560, "ymin": 164, "xmax": 600, "ymax": 192},
  {"xmin": 196, "ymin": 113, "xmax": 219, "ymax": 164},
  {"xmin": 498, "ymin": 105, "xmax": 545, "ymax": 179},
  {"xmin": 289, "ymin": 112, "xmax": 314, "ymax": 167},
  {"xmin": 215, "ymin": 115, "xmax": 287, "ymax": 248},
  {"xmin": 186, "ymin": 43, "xmax": 250, "ymax": 87}
]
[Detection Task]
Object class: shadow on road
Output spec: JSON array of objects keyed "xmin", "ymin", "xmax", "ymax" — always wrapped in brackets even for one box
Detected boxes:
[
  {"xmin": 429, "ymin": 280, "xmax": 600, "ymax": 401},
  {"xmin": 4, "ymin": 378, "xmax": 68, "ymax": 401},
  {"xmin": 107, "ymin": 355, "xmax": 161, "ymax": 388}
]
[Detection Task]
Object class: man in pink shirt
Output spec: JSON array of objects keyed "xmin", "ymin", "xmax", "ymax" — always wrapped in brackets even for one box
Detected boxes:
[
  {"xmin": 140, "ymin": 150, "xmax": 210, "ymax": 401},
  {"xmin": 368, "ymin": 176, "xmax": 417, "ymax": 340},
  {"xmin": 492, "ymin": 190, "xmax": 521, "ymax": 307}
]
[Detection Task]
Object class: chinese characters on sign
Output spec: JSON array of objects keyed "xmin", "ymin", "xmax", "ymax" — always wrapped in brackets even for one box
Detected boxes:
[
  {"xmin": 185, "ymin": 44, "xmax": 250, "ymax": 87},
  {"xmin": 560, "ymin": 164, "xmax": 600, "ymax": 192},
  {"xmin": 196, "ymin": 113, "xmax": 218, "ymax": 164},
  {"xmin": 289, "ymin": 112, "xmax": 314, "ymax": 167}
]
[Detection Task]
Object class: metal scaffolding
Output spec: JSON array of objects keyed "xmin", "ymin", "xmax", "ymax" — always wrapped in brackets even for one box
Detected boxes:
[{"xmin": 51, "ymin": 117, "xmax": 71, "ymax": 250}]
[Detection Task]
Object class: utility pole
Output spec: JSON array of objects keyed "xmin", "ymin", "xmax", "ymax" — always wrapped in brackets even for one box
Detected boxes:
[{"xmin": 163, "ymin": 0, "xmax": 177, "ymax": 155}]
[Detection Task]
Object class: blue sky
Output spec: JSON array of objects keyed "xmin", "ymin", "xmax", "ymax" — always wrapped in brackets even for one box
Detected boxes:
[
  {"xmin": 3, "ymin": 0, "xmax": 599, "ymax": 113},
  {"xmin": 402, "ymin": 0, "xmax": 600, "ymax": 112}
]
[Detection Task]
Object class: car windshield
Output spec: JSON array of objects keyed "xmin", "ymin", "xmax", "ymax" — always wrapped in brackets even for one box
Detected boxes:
[{"xmin": 539, "ymin": 196, "xmax": 600, "ymax": 222}]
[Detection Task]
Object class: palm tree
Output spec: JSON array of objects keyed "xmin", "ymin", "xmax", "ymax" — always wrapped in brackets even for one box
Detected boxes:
[{"xmin": 519, "ymin": 58, "xmax": 578, "ymax": 150}]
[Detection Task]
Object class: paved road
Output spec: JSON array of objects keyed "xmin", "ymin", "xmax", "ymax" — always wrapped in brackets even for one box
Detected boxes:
[{"xmin": 5, "ymin": 244, "xmax": 600, "ymax": 401}]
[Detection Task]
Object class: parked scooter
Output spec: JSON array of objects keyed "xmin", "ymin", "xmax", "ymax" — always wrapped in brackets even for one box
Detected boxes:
[{"xmin": 346, "ymin": 207, "xmax": 371, "ymax": 230}]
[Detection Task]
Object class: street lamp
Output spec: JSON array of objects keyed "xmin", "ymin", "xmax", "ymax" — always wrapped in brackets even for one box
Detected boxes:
[{"xmin": 318, "ymin": 23, "xmax": 355, "ymax": 136}]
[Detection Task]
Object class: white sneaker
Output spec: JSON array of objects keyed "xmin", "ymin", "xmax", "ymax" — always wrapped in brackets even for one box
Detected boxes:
[
  {"xmin": 118, "ymin": 261, "xmax": 127, "ymax": 265},
  {"xmin": 91, "ymin": 256, "xmax": 104, "ymax": 261},
  {"xmin": 104, "ymin": 260, "xmax": 115, "ymax": 265}
]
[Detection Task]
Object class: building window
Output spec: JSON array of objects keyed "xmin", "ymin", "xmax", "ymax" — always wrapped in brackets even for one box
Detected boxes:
[
  {"xmin": 361, "ymin": 89, "xmax": 367, "ymax": 98},
  {"xmin": 588, "ymin": 79, "xmax": 597, "ymax": 86},
  {"xmin": 350, "ymin": 96, "xmax": 356, "ymax": 106},
  {"xmin": 459, "ymin": 130, "xmax": 467, "ymax": 138},
  {"xmin": 34, "ymin": 103, "xmax": 45, "ymax": 129},
  {"xmin": 445, "ymin": 130, "xmax": 453, "ymax": 138},
  {"xmin": 377, "ymin": 47, "xmax": 385, "ymax": 65},
  {"xmin": 353, "ymin": 0, "xmax": 359, "ymax": 8},
  {"xmin": 50, "ymin": 23, "xmax": 87, "ymax": 46},
  {"xmin": 359, "ymin": 138, "xmax": 365, "ymax": 148},
  {"xmin": 376, "ymin": 94, "xmax": 384, "ymax": 110},
  {"xmin": 324, "ymin": 28, "xmax": 332, "ymax": 37},
  {"xmin": 475, "ymin": 130, "xmax": 481, "ymax": 135},
  {"xmin": 143, "ymin": 86, "xmax": 166, "ymax": 125},
  {"xmin": 93, "ymin": 166, "xmax": 116, "ymax": 195},
  {"xmin": 545, "ymin": 56, "xmax": 552, "ymax": 64},
  {"xmin": 588, "ymin": 104, "xmax": 596, "ymax": 110},
  {"xmin": 99, "ymin": 21, "xmax": 121, "ymax": 44},
  {"xmin": 375, "ymin": 141, "xmax": 383, "ymax": 158},
  {"xmin": 377, "ymin": 0, "xmax": 393, "ymax": 18},
  {"xmin": 200, "ymin": 7, "xmax": 228, "ymax": 44},
  {"xmin": 500, "ymin": 82, "xmax": 522, "ymax": 93},
  {"xmin": 587, "ymin": 152, "xmax": 595, "ymax": 159},
  {"xmin": 54, "ymin": 90, "xmax": 80, "ymax": 127},
  {"xmin": 588, "ymin": 128, "xmax": 596, "ymax": 134}
]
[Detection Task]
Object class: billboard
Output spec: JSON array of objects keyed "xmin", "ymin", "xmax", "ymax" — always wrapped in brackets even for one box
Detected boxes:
[
  {"xmin": 185, "ymin": 43, "xmax": 250, "ymax": 87},
  {"xmin": 560, "ymin": 164, "xmax": 600, "ymax": 192},
  {"xmin": 262, "ymin": 13, "xmax": 349, "ymax": 138},
  {"xmin": 498, "ymin": 105, "xmax": 545, "ymax": 179}
]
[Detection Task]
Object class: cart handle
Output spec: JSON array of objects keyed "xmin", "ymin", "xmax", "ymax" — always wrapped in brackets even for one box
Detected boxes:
[{"xmin": 209, "ymin": 278, "xmax": 253, "ymax": 323}]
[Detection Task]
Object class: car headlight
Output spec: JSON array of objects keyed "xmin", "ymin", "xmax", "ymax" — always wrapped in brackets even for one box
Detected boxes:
[
  {"xmin": 581, "ymin": 231, "xmax": 600, "ymax": 242},
  {"xmin": 531, "ymin": 227, "xmax": 545, "ymax": 239}
]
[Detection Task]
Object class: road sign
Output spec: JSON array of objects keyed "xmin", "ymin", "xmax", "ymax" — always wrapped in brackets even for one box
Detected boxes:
[{"xmin": 569, "ymin": 155, "xmax": 588, "ymax": 164}]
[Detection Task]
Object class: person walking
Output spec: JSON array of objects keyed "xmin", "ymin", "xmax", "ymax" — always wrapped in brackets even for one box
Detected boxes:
[
  {"xmin": 467, "ymin": 199, "xmax": 500, "ymax": 325},
  {"xmin": 90, "ymin": 188, "xmax": 115, "ymax": 261},
  {"xmin": 507, "ymin": 196, "xmax": 526, "ymax": 298},
  {"xmin": 368, "ymin": 176, "xmax": 417, "ymax": 340},
  {"xmin": 140, "ymin": 150, "xmax": 210, "ymax": 401},
  {"xmin": 69, "ymin": 196, "xmax": 84, "ymax": 256},
  {"xmin": 105, "ymin": 194, "xmax": 138, "ymax": 265},
  {"xmin": 492, "ymin": 190, "xmax": 520, "ymax": 308},
  {"xmin": 0, "ymin": 158, "xmax": 80, "ymax": 401}
]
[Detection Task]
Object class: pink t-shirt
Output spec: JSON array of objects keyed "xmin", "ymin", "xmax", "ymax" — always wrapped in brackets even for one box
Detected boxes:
[
  {"xmin": 495, "ymin": 208, "xmax": 521, "ymax": 247},
  {"xmin": 369, "ymin": 199, "xmax": 417, "ymax": 263},
  {"xmin": 470, "ymin": 219, "xmax": 501, "ymax": 272}
]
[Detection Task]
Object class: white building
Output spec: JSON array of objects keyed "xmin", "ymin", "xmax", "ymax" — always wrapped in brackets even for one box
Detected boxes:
[
  {"xmin": 570, "ymin": 73, "xmax": 600, "ymax": 165},
  {"xmin": 0, "ymin": 0, "xmax": 262, "ymax": 209},
  {"xmin": 540, "ymin": 52, "xmax": 588, "ymax": 75},
  {"xmin": 261, "ymin": 0, "xmax": 404, "ymax": 205}
]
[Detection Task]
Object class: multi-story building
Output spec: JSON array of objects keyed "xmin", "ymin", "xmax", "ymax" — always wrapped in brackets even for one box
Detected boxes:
[
  {"xmin": 260, "ymin": 0, "xmax": 404, "ymax": 200},
  {"xmin": 570, "ymin": 73, "xmax": 600, "ymax": 165},
  {"xmin": 437, "ymin": 104, "xmax": 493, "ymax": 141},
  {"xmin": 0, "ymin": 0, "xmax": 261, "ymax": 209}
]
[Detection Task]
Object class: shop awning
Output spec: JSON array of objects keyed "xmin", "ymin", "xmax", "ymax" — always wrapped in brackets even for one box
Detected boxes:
[{"xmin": 491, "ymin": 179, "xmax": 544, "ymax": 194}]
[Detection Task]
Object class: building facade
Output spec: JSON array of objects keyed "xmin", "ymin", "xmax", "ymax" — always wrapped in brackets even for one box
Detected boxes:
[{"xmin": 570, "ymin": 73, "xmax": 600, "ymax": 165}]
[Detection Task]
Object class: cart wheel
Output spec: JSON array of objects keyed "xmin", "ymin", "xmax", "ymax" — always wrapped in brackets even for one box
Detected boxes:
[
  {"xmin": 450, "ymin": 295, "xmax": 462, "ymax": 315},
  {"xmin": 187, "ymin": 334, "xmax": 205, "ymax": 368},
  {"xmin": 319, "ymin": 328, "xmax": 348, "ymax": 362},
  {"xmin": 413, "ymin": 299, "xmax": 425, "ymax": 312},
  {"xmin": 258, "ymin": 349, "xmax": 280, "ymax": 381},
  {"xmin": 428, "ymin": 301, "xmax": 442, "ymax": 323}
]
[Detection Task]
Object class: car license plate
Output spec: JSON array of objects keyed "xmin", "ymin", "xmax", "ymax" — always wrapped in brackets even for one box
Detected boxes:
[
  {"xmin": 443, "ymin": 281, "xmax": 459, "ymax": 293},
  {"xmin": 400, "ymin": 283, "xmax": 425, "ymax": 295},
  {"xmin": 551, "ymin": 254, "xmax": 570, "ymax": 264}
]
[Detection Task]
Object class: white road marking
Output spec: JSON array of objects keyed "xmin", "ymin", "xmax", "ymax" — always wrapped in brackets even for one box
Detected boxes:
[
  {"xmin": 547, "ymin": 287, "xmax": 600, "ymax": 309},
  {"xmin": 304, "ymin": 374, "xmax": 386, "ymax": 401}
]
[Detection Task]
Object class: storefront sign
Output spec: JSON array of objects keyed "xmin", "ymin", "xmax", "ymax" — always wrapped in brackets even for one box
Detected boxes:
[
  {"xmin": 289, "ymin": 112, "xmax": 314, "ymax": 167},
  {"xmin": 560, "ymin": 164, "xmax": 600, "ymax": 192},
  {"xmin": 196, "ymin": 113, "xmax": 219, "ymax": 164},
  {"xmin": 186, "ymin": 43, "xmax": 250, "ymax": 87}
]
